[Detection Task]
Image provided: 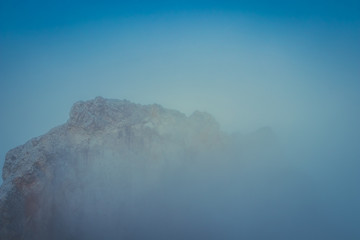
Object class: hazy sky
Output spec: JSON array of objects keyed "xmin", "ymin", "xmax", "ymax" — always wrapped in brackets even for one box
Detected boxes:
[{"xmin": 1, "ymin": 0, "xmax": 360, "ymax": 181}]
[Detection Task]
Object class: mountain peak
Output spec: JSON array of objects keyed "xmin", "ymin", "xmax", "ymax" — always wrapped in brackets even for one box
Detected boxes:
[{"xmin": 0, "ymin": 97, "xmax": 278, "ymax": 240}]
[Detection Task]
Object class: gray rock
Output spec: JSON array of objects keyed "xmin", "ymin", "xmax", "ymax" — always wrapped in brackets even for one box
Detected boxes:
[{"xmin": 0, "ymin": 97, "xmax": 227, "ymax": 240}]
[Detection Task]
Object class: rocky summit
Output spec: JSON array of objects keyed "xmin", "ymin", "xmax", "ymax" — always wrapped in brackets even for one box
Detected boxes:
[{"xmin": 0, "ymin": 97, "xmax": 232, "ymax": 240}]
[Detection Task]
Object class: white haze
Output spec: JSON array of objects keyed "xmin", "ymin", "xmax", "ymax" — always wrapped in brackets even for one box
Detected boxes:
[
  {"xmin": 0, "ymin": 12, "xmax": 359, "ymax": 239},
  {"xmin": 22, "ymin": 118, "xmax": 360, "ymax": 240}
]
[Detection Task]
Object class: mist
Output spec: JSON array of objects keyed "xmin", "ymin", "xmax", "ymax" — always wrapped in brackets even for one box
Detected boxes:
[
  {"xmin": 1, "ymin": 1, "xmax": 360, "ymax": 239},
  {"xmin": 20, "ymin": 117, "xmax": 359, "ymax": 240}
]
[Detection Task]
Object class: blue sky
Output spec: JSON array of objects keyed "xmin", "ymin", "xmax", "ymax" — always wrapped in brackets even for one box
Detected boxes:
[
  {"xmin": 0, "ymin": 0, "xmax": 360, "ymax": 183},
  {"xmin": 0, "ymin": 1, "xmax": 360, "ymax": 236}
]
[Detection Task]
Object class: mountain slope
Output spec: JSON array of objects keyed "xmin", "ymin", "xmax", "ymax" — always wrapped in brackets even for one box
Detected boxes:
[{"xmin": 0, "ymin": 96, "xmax": 228, "ymax": 240}]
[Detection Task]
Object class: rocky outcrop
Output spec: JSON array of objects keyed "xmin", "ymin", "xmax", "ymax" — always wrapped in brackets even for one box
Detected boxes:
[{"xmin": 0, "ymin": 97, "xmax": 228, "ymax": 240}]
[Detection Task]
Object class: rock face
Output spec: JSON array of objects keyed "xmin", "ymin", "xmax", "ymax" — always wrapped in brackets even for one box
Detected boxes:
[{"xmin": 0, "ymin": 97, "xmax": 227, "ymax": 240}]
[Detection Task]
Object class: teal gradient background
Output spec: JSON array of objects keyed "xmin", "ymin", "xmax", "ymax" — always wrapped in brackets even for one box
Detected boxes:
[{"xmin": 0, "ymin": 2, "xmax": 359, "ymax": 235}]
